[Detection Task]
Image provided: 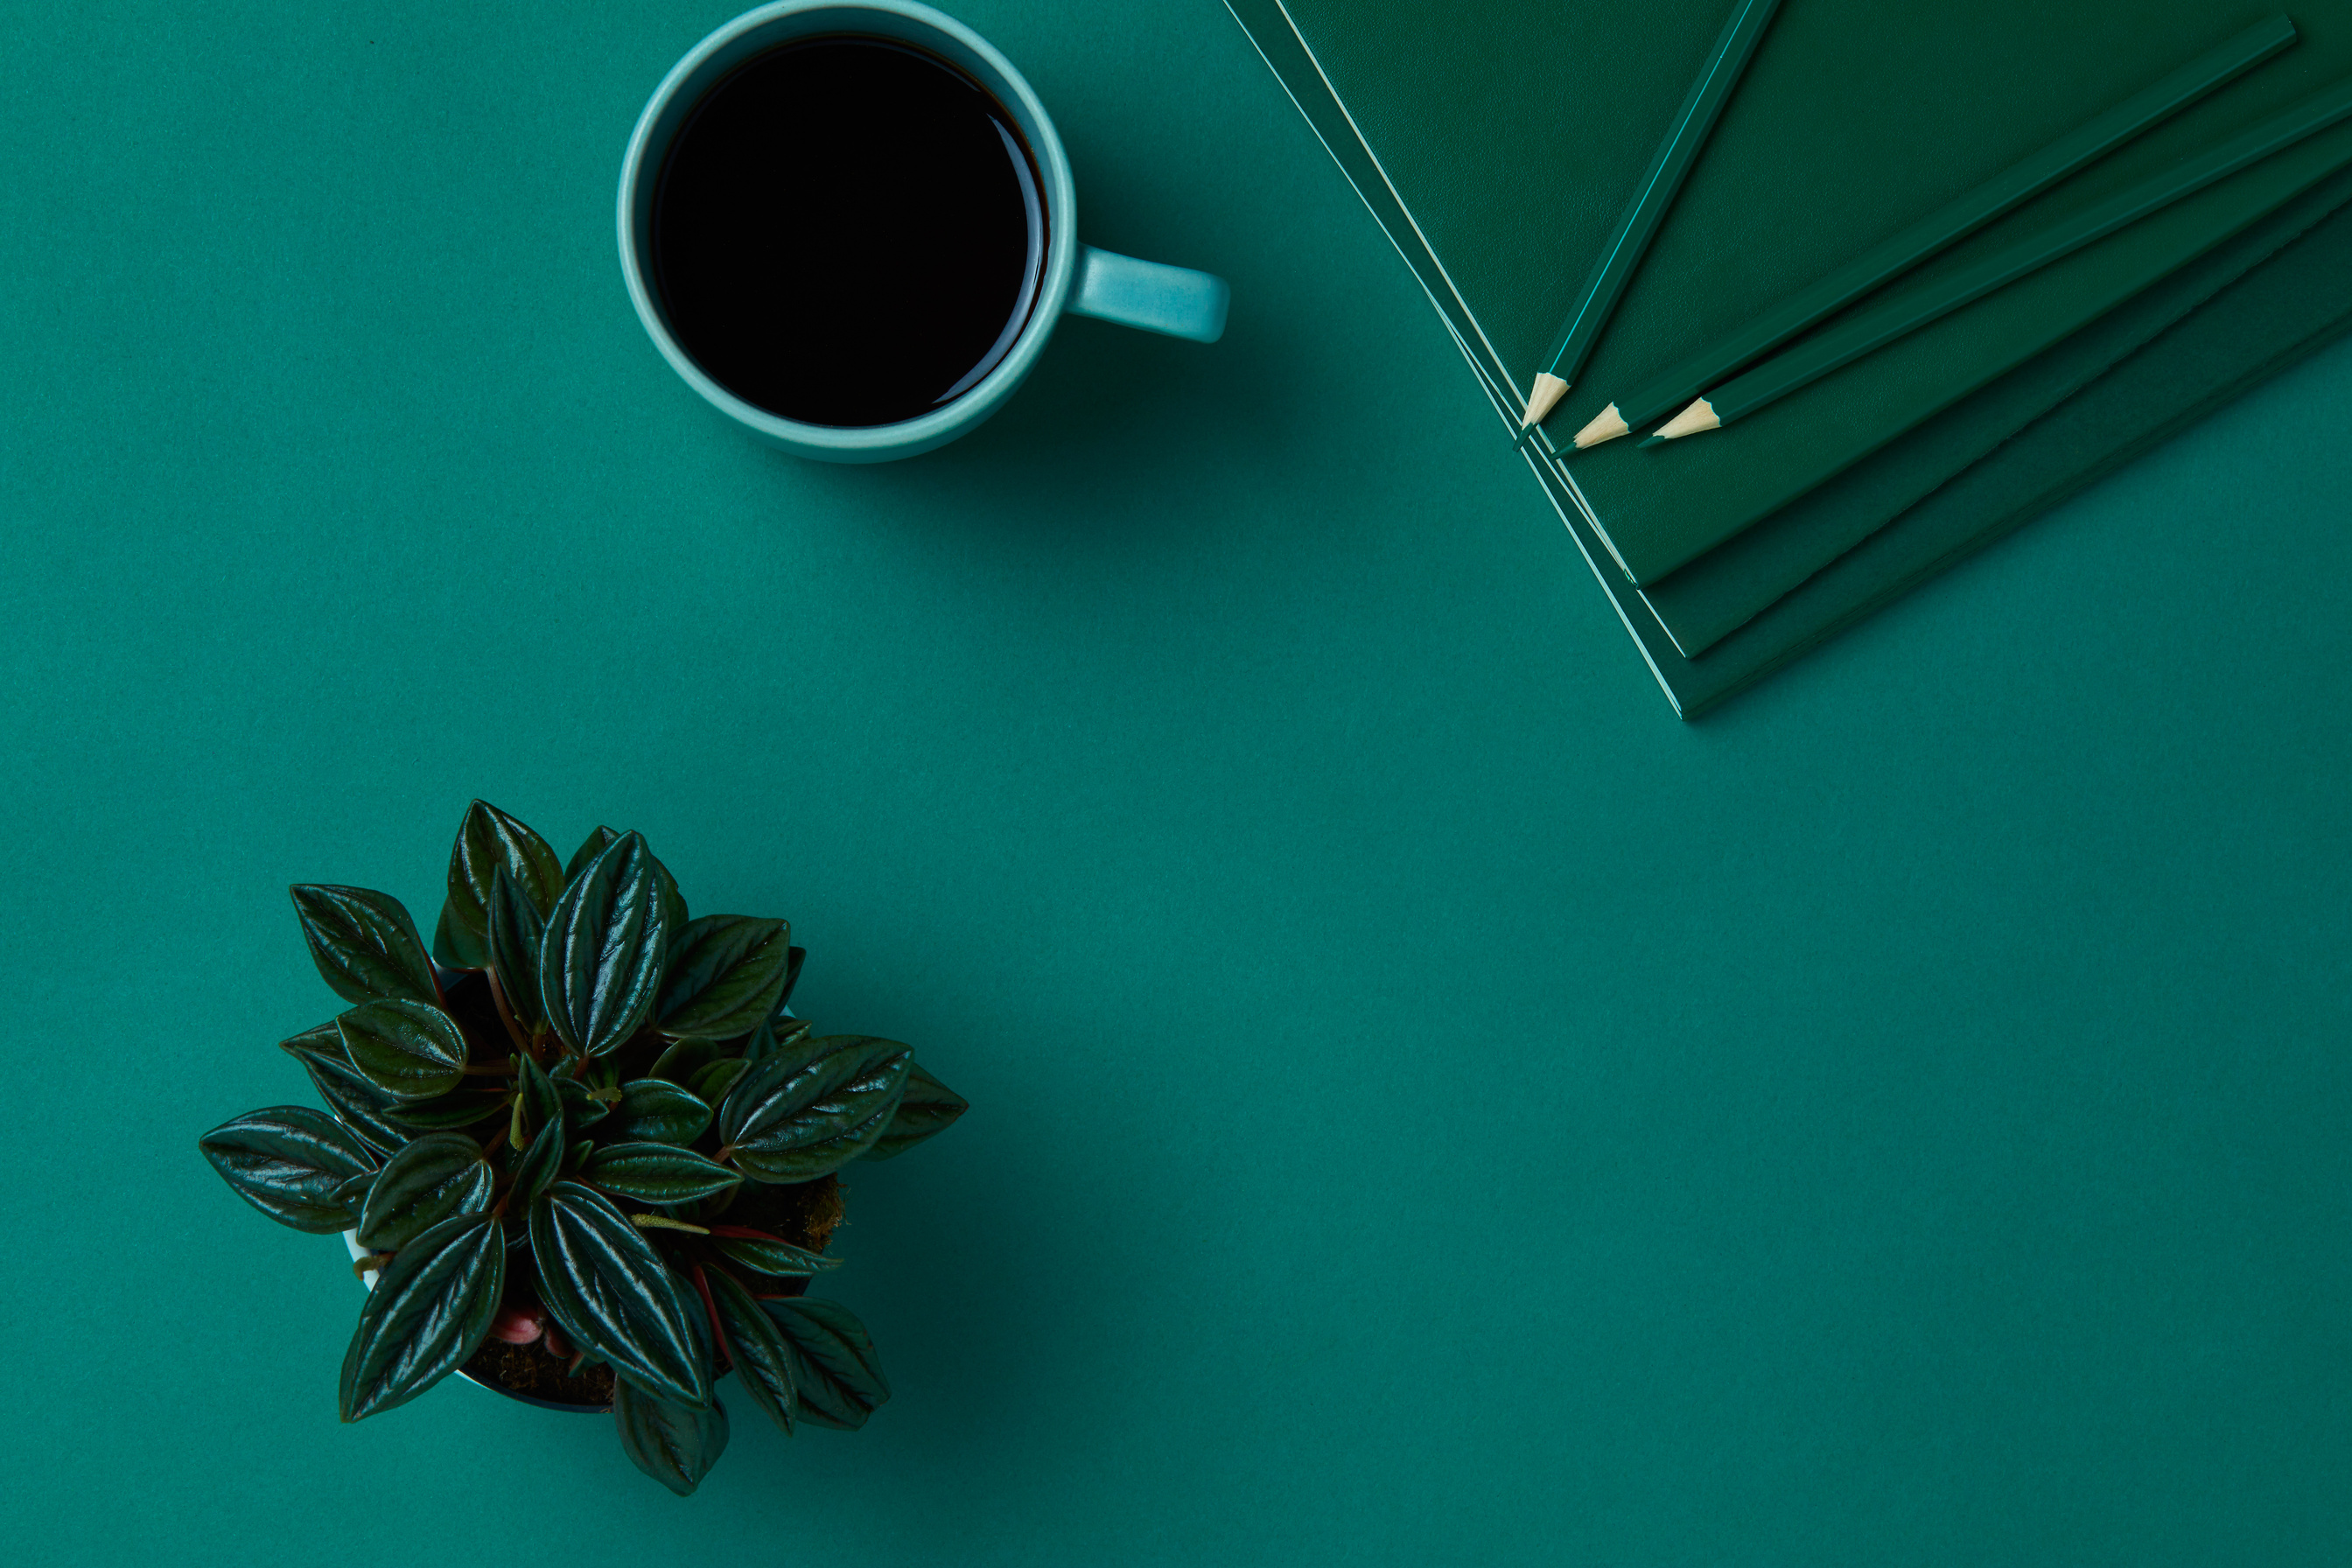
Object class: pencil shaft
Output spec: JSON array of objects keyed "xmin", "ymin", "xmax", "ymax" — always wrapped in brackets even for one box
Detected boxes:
[
  {"xmin": 1614, "ymin": 14, "xmax": 2300, "ymax": 430},
  {"xmin": 1536, "ymin": 0, "xmax": 1782, "ymax": 389},
  {"xmin": 1707, "ymin": 77, "xmax": 2352, "ymax": 427}
]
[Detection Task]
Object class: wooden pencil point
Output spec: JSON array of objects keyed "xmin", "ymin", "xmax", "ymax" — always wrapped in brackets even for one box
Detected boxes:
[
  {"xmin": 1522, "ymin": 373, "xmax": 1571, "ymax": 428},
  {"xmin": 1572, "ymin": 403, "xmax": 1631, "ymax": 449},
  {"xmin": 1639, "ymin": 434, "xmax": 1668, "ymax": 449},
  {"xmin": 1656, "ymin": 399, "xmax": 1722, "ymax": 440}
]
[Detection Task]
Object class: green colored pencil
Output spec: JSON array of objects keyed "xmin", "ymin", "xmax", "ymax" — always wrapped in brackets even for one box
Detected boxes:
[
  {"xmin": 1643, "ymin": 75, "xmax": 2352, "ymax": 447},
  {"xmin": 1519, "ymin": 0, "xmax": 1782, "ymax": 431},
  {"xmin": 1566, "ymin": 13, "xmax": 2300, "ymax": 452}
]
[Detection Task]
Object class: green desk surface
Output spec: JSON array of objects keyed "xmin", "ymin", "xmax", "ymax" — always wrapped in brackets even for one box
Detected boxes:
[{"xmin": 4, "ymin": 4, "xmax": 2349, "ymax": 1564}]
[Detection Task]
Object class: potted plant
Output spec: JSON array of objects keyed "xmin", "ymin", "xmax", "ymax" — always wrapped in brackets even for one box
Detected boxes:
[{"xmin": 198, "ymin": 802, "xmax": 966, "ymax": 1493}]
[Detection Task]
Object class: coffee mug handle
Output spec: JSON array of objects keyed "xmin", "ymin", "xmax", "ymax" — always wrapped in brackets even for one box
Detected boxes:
[{"xmin": 1064, "ymin": 246, "xmax": 1229, "ymax": 344}]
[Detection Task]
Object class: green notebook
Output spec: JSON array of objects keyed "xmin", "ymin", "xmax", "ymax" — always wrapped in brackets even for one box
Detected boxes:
[
  {"xmin": 1639, "ymin": 202, "xmax": 2352, "ymax": 716},
  {"xmin": 1229, "ymin": 0, "xmax": 2352, "ymax": 715},
  {"xmin": 1273, "ymin": 0, "xmax": 2352, "ymax": 586},
  {"xmin": 1637, "ymin": 162, "xmax": 2352, "ymax": 658}
]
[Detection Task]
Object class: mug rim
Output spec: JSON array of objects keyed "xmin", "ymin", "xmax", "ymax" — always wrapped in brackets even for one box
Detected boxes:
[{"xmin": 616, "ymin": 0, "xmax": 1081, "ymax": 458}]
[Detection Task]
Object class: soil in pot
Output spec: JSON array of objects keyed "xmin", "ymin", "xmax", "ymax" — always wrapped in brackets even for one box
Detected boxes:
[
  {"xmin": 461, "ymin": 1172, "xmax": 849, "ymax": 1409},
  {"xmin": 467, "ymin": 1335, "xmax": 620, "ymax": 1407}
]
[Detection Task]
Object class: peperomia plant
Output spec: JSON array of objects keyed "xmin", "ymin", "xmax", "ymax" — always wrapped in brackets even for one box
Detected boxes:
[{"xmin": 199, "ymin": 801, "xmax": 966, "ymax": 1494}]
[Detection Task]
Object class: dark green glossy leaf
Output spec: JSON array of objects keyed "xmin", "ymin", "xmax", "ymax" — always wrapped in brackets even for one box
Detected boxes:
[
  {"xmin": 690, "ymin": 1057, "xmax": 748, "ymax": 1105},
  {"xmin": 355, "ymin": 1132, "xmax": 493, "ymax": 1251},
  {"xmin": 657, "ymin": 916, "xmax": 791, "ymax": 1040},
  {"xmin": 652, "ymin": 852, "xmax": 689, "ymax": 960},
  {"xmin": 613, "ymin": 1381, "xmax": 728, "ymax": 1496},
  {"xmin": 199, "ymin": 1106, "xmax": 381, "ymax": 1232},
  {"xmin": 487, "ymin": 864, "xmax": 547, "ymax": 1032},
  {"xmin": 291, "ymin": 885, "xmax": 438, "ymax": 1007},
  {"xmin": 674, "ymin": 1263, "xmax": 716, "ymax": 1363},
  {"xmin": 648, "ymin": 1038, "xmax": 719, "ymax": 1085},
  {"xmin": 538, "ymin": 831, "xmax": 669, "ymax": 1059},
  {"xmin": 608, "ymin": 1079, "xmax": 711, "ymax": 1145},
  {"xmin": 712, "ymin": 1230, "xmax": 841, "ymax": 1278},
  {"xmin": 280, "ymin": 1021, "xmax": 406, "ymax": 1154},
  {"xmin": 704, "ymin": 1266, "xmax": 794, "ymax": 1437},
  {"xmin": 508, "ymin": 1118, "xmax": 565, "ymax": 1208},
  {"xmin": 518, "ymin": 1048, "xmax": 561, "ymax": 1129},
  {"xmin": 737, "ymin": 1018, "xmax": 825, "ymax": 1079},
  {"xmin": 567, "ymin": 1138, "xmax": 595, "ymax": 1172},
  {"xmin": 339, "ymin": 1210, "xmax": 506, "ymax": 1420},
  {"xmin": 555, "ymin": 1074, "xmax": 609, "ymax": 1130},
  {"xmin": 862, "ymin": 1063, "xmax": 970, "ymax": 1161},
  {"xmin": 776, "ymin": 946, "xmax": 807, "ymax": 1012},
  {"xmin": 337, "ymin": 998, "xmax": 469, "ymax": 1101},
  {"xmin": 564, "ymin": 824, "xmax": 620, "ymax": 886},
  {"xmin": 384, "ymin": 1092, "xmax": 509, "ymax": 1130},
  {"xmin": 742, "ymin": 1016, "xmax": 812, "ymax": 1068},
  {"xmin": 433, "ymin": 900, "xmax": 488, "ymax": 970},
  {"xmin": 528, "ymin": 1181, "xmax": 709, "ymax": 1409},
  {"xmin": 584, "ymin": 1143, "xmax": 743, "ymax": 1204},
  {"xmin": 718, "ymin": 1036, "xmax": 912, "ymax": 1184},
  {"xmin": 445, "ymin": 800, "xmax": 564, "ymax": 948},
  {"xmin": 275, "ymin": 1016, "xmax": 346, "ymax": 1066},
  {"xmin": 508, "ymin": 1054, "xmax": 566, "ymax": 1209},
  {"xmin": 761, "ymin": 1297, "xmax": 890, "ymax": 1430}
]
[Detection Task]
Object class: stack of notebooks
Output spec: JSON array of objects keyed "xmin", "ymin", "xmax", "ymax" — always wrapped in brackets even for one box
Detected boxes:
[{"xmin": 1226, "ymin": 0, "xmax": 2352, "ymax": 717}]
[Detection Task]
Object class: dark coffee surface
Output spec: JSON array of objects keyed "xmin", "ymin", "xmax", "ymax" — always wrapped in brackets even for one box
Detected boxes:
[{"xmin": 652, "ymin": 37, "xmax": 1046, "ymax": 428}]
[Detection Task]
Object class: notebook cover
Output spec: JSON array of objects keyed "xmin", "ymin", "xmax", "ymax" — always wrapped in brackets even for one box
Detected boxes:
[
  {"xmin": 1228, "ymin": 0, "xmax": 2352, "ymax": 715},
  {"xmin": 1508, "ymin": 200, "xmax": 2352, "ymax": 715},
  {"xmin": 1638, "ymin": 163, "xmax": 2352, "ymax": 658},
  {"xmin": 1267, "ymin": 0, "xmax": 2352, "ymax": 584},
  {"xmin": 1660, "ymin": 201, "xmax": 2352, "ymax": 717}
]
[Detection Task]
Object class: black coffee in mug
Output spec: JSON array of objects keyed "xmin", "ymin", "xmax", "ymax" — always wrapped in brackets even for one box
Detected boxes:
[{"xmin": 651, "ymin": 37, "xmax": 1048, "ymax": 428}]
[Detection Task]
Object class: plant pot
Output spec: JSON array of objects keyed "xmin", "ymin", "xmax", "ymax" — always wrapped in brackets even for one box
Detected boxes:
[
  {"xmin": 343, "ymin": 1229, "xmax": 614, "ymax": 1411},
  {"xmin": 341, "ymin": 1176, "xmax": 839, "ymax": 1413}
]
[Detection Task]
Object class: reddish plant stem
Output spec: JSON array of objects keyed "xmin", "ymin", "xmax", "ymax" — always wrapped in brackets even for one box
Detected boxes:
[
  {"xmin": 689, "ymin": 1263, "xmax": 732, "ymax": 1375},
  {"xmin": 709, "ymin": 1259, "xmax": 757, "ymax": 1304},
  {"xmin": 484, "ymin": 968, "xmax": 532, "ymax": 1055},
  {"xmin": 472, "ymin": 1096, "xmax": 516, "ymax": 1152}
]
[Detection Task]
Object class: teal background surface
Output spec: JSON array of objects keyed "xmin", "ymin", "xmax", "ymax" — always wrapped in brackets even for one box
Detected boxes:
[{"xmin": 4, "ymin": 2, "xmax": 2349, "ymax": 1562}]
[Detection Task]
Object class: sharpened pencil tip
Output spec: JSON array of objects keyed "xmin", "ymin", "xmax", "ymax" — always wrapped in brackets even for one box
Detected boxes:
[
  {"xmin": 1572, "ymin": 403, "xmax": 1629, "ymax": 450},
  {"xmin": 1655, "ymin": 398, "xmax": 1723, "ymax": 441},
  {"xmin": 1640, "ymin": 435, "xmax": 1666, "ymax": 448},
  {"xmin": 1522, "ymin": 373, "xmax": 1571, "ymax": 428}
]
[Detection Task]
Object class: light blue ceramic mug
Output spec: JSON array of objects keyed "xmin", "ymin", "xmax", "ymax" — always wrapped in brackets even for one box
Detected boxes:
[{"xmin": 618, "ymin": 0, "xmax": 1229, "ymax": 463}]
